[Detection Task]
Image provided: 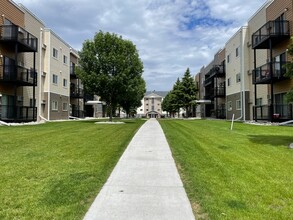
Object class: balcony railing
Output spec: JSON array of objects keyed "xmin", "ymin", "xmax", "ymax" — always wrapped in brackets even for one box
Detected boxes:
[
  {"xmin": 70, "ymin": 88, "xmax": 84, "ymax": 98},
  {"xmin": 252, "ymin": 20, "xmax": 290, "ymax": 49},
  {"xmin": 252, "ymin": 61, "xmax": 288, "ymax": 84},
  {"xmin": 204, "ymin": 77, "xmax": 213, "ymax": 87},
  {"xmin": 213, "ymin": 86, "xmax": 226, "ymax": 97},
  {"xmin": 0, "ymin": 105, "xmax": 37, "ymax": 122},
  {"xmin": 253, "ymin": 104, "xmax": 293, "ymax": 121},
  {"xmin": 0, "ymin": 25, "xmax": 38, "ymax": 52},
  {"xmin": 71, "ymin": 110, "xmax": 84, "ymax": 118},
  {"xmin": 0, "ymin": 65, "xmax": 37, "ymax": 86},
  {"xmin": 216, "ymin": 105, "xmax": 226, "ymax": 119}
]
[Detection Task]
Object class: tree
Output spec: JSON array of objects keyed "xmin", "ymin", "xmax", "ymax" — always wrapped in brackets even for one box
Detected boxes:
[
  {"xmin": 119, "ymin": 77, "xmax": 146, "ymax": 117},
  {"xmin": 285, "ymin": 37, "xmax": 293, "ymax": 102},
  {"xmin": 77, "ymin": 31, "xmax": 145, "ymax": 121},
  {"xmin": 181, "ymin": 68, "xmax": 197, "ymax": 117}
]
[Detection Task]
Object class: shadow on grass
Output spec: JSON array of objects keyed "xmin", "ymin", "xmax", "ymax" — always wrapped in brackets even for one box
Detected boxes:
[{"xmin": 248, "ymin": 135, "xmax": 293, "ymax": 147}]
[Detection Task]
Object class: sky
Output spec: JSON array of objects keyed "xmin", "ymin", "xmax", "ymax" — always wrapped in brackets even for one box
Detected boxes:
[{"xmin": 17, "ymin": 0, "xmax": 268, "ymax": 91}]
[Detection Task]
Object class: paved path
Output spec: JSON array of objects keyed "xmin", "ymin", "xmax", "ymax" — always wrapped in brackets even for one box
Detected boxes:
[{"xmin": 83, "ymin": 119, "xmax": 195, "ymax": 220}]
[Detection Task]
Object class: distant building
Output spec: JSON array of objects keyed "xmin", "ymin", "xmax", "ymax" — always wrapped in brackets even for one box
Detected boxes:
[{"xmin": 136, "ymin": 91, "xmax": 168, "ymax": 118}]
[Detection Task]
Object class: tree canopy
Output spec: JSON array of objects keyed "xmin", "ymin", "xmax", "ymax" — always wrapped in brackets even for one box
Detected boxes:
[
  {"xmin": 162, "ymin": 68, "xmax": 197, "ymax": 117},
  {"xmin": 76, "ymin": 31, "xmax": 146, "ymax": 120}
]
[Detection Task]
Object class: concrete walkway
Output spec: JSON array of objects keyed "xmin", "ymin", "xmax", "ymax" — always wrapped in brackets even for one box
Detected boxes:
[{"xmin": 83, "ymin": 119, "xmax": 195, "ymax": 220}]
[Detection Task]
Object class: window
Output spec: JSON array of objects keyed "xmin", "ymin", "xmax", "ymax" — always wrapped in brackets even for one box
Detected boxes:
[
  {"xmin": 52, "ymin": 101, "xmax": 58, "ymax": 111},
  {"xmin": 227, "ymin": 54, "xmax": 230, "ymax": 63},
  {"xmin": 152, "ymin": 106, "xmax": 154, "ymax": 111},
  {"xmin": 236, "ymin": 73, "xmax": 241, "ymax": 83},
  {"xmin": 63, "ymin": 55, "xmax": 68, "ymax": 64},
  {"xmin": 140, "ymin": 109, "xmax": 143, "ymax": 111},
  {"xmin": 236, "ymin": 47, "xmax": 239, "ymax": 57},
  {"xmin": 228, "ymin": 101, "xmax": 232, "ymax": 111},
  {"xmin": 63, "ymin": 78, "xmax": 67, "ymax": 87},
  {"xmin": 236, "ymin": 100, "xmax": 241, "ymax": 110},
  {"xmin": 146, "ymin": 109, "xmax": 148, "ymax": 111},
  {"xmin": 53, "ymin": 74, "xmax": 58, "ymax": 84},
  {"xmin": 62, "ymin": 102, "xmax": 68, "ymax": 111},
  {"xmin": 152, "ymin": 98, "xmax": 154, "ymax": 104},
  {"xmin": 256, "ymin": 98, "xmax": 262, "ymax": 106},
  {"xmin": 227, "ymin": 77, "xmax": 231, "ymax": 86},
  {"xmin": 53, "ymin": 48, "xmax": 58, "ymax": 59}
]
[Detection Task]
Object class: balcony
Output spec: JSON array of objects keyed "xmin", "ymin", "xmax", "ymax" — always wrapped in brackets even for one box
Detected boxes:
[
  {"xmin": 253, "ymin": 104, "xmax": 293, "ymax": 121},
  {"xmin": 70, "ymin": 65, "xmax": 77, "ymax": 78},
  {"xmin": 0, "ymin": 25, "xmax": 38, "ymax": 52},
  {"xmin": 252, "ymin": 62, "xmax": 288, "ymax": 84},
  {"xmin": 216, "ymin": 105, "xmax": 226, "ymax": 119},
  {"xmin": 204, "ymin": 77, "xmax": 213, "ymax": 87},
  {"xmin": 0, "ymin": 64, "xmax": 37, "ymax": 86},
  {"xmin": 0, "ymin": 105, "xmax": 37, "ymax": 122},
  {"xmin": 70, "ymin": 88, "xmax": 84, "ymax": 98},
  {"xmin": 71, "ymin": 109, "xmax": 84, "ymax": 118},
  {"xmin": 252, "ymin": 20, "xmax": 290, "ymax": 49},
  {"xmin": 213, "ymin": 86, "xmax": 225, "ymax": 97}
]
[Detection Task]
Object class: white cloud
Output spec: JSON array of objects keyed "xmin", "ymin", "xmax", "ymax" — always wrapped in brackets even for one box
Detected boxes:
[{"xmin": 17, "ymin": 0, "xmax": 268, "ymax": 91}]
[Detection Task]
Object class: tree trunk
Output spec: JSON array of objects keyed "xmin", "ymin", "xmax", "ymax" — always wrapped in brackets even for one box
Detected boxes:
[{"xmin": 109, "ymin": 103, "xmax": 113, "ymax": 122}]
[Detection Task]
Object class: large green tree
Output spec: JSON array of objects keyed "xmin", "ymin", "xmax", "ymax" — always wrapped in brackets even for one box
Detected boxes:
[
  {"xmin": 77, "ymin": 31, "xmax": 145, "ymax": 121},
  {"xmin": 181, "ymin": 68, "xmax": 197, "ymax": 117},
  {"xmin": 285, "ymin": 37, "xmax": 293, "ymax": 102}
]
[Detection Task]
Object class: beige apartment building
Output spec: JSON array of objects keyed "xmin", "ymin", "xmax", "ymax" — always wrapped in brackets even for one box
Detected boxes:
[
  {"xmin": 0, "ymin": 0, "xmax": 37, "ymax": 122},
  {"xmin": 225, "ymin": 26, "xmax": 250, "ymax": 120},
  {"xmin": 0, "ymin": 0, "xmax": 83, "ymax": 122},
  {"xmin": 196, "ymin": 0, "xmax": 293, "ymax": 122},
  {"xmin": 136, "ymin": 91, "xmax": 168, "ymax": 118}
]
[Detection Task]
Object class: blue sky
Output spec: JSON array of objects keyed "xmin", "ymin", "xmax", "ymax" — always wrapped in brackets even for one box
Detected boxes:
[{"xmin": 17, "ymin": 0, "xmax": 268, "ymax": 91}]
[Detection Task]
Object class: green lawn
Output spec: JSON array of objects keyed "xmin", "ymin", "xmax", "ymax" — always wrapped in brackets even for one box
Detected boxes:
[
  {"xmin": 159, "ymin": 119, "xmax": 293, "ymax": 220},
  {"xmin": 0, "ymin": 119, "xmax": 144, "ymax": 219}
]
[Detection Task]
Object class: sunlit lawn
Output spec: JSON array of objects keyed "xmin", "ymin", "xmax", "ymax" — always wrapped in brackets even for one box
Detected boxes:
[
  {"xmin": 0, "ymin": 119, "xmax": 144, "ymax": 219},
  {"xmin": 160, "ymin": 119, "xmax": 293, "ymax": 220}
]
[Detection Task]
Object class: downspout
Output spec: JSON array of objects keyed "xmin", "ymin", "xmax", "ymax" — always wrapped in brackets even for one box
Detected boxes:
[
  {"xmin": 38, "ymin": 28, "xmax": 44, "ymax": 121},
  {"xmin": 236, "ymin": 28, "xmax": 243, "ymax": 121},
  {"xmin": 47, "ymin": 30, "xmax": 51, "ymax": 120},
  {"xmin": 241, "ymin": 28, "xmax": 246, "ymax": 121}
]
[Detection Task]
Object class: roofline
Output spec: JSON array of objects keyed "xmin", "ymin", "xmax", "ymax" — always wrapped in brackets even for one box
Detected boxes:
[
  {"xmin": 18, "ymin": 3, "xmax": 46, "ymax": 26},
  {"xmin": 247, "ymin": 0, "xmax": 274, "ymax": 23}
]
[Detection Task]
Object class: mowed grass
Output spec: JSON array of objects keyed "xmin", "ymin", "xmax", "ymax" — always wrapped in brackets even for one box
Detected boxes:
[
  {"xmin": 159, "ymin": 119, "xmax": 293, "ymax": 220},
  {"xmin": 0, "ymin": 119, "xmax": 144, "ymax": 219}
]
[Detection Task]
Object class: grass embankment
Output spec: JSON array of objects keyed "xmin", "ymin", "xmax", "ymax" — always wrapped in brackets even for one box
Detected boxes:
[
  {"xmin": 0, "ymin": 119, "xmax": 144, "ymax": 219},
  {"xmin": 160, "ymin": 120, "xmax": 293, "ymax": 220}
]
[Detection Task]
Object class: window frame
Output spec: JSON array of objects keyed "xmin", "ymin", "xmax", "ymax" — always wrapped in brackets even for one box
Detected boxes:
[
  {"xmin": 52, "ymin": 74, "xmax": 58, "ymax": 84},
  {"xmin": 236, "ymin": 100, "xmax": 241, "ymax": 110},
  {"xmin": 52, "ymin": 100, "xmax": 58, "ymax": 111},
  {"xmin": 53, "ymin": 48, "xmax": 58, "ymax": 59}
]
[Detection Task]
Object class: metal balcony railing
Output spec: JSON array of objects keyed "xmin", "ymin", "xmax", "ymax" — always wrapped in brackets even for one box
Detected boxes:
[
  {"xmin": 0, "ymin": 25, "xmax": 38, "ymax": 52},
  {"xmin": 253, "ymin": 104, "xmax": 293, "ymax": 121},
  {"xmin": 0, "ymin": 105, "xmax": 37, "ymax": 122},
  {"xmin": 252, "ymin": 20, "xmax": 290, "ymax": 49},
  {"xmin": 70, "ymin": 88, "xmax": 84, "ymax": 98},
  {"xmin": 252, "ymin": 61, "xmax": 288, "ymax": 84},
  {"xmin": 213, "ymin": 87, "xmax": 226, "ymax": 97},
  {"xmin": 0, "ymin": 64, "xmax": 37, "ymax": 86}
]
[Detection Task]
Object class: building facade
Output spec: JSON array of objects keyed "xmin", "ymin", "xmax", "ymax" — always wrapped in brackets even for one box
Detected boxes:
[
  {"xmin": 196, "ymin": 0, "xmax": 293, "ymax": 122},
  {"xmin": 0, "ymin": 0, "xmax": 37, "ymax": 122},
  {"xmin": 0, "ymin": 0, "xmax": 84, "ymax": 122}
]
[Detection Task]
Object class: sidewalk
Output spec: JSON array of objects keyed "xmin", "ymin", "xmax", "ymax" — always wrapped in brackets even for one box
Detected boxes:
[{"xmin": 83, "ymin": 118, "xmax": 195, "ymax": 220}]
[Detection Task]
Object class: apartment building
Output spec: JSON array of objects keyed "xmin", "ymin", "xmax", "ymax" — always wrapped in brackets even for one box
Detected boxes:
[
  {"xmin": 0, "ymin": 1, "xmax": 83, "ymax": 122},
  {"xmin": 136, "ymin": 91, "xmax": 168, "ymax": 118},
  {"xmin": 225, "ymin": 27, "xmax": 250, "ymax": 120},
  {"xmin": 0, "ymin": 0, "xmax": 37, "ymax": 122},
  {"xmin": 196, "ymin": 0, "xmax": 293, "ymax": 122},
  {"xmin": 252, "ymin": 0, "xmax": 293, "ymax": 121}
]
